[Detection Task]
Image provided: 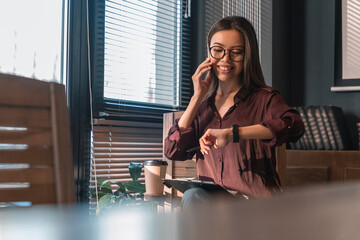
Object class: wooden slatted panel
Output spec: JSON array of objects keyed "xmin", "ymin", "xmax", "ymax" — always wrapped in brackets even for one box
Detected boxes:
[
  {"xmin": 0, "ymin": 74, "xmax": 50, "ymax": 107},
  {"xmin": 0, "ymin": 185, "xmax": 56, "ymax": 204},
  {"xmin": 0, "ymin": 129, "xmax": 52, "ymax": 145},
  {"xmin": 286, "ymin": 167, "xmax": 330, "ymax": 187},
  {"xmin": 0, "ymin": 106, "xmax": 51, "ymax": 128},
  {"xmin": 50, "ymin": 83, "xmax": 75, "ymax": 204},
  {"xmin": 277, "ymin": 149, "xmax": 360, "ymax": 188},
  {"xmin": 0, "ymin": 73, "xmax": 75, "ymax": 205},
  {"xmin": 275, "ymin": 144, "xmax": 287, "ymax": 187},
  {"xmin": 344, "ymin": 168, "xmax": 360, "ymax": 181},
  {"xmin": 173, "ymin": 160, "xmax": 197, "ymax": 179},
  {"xmin": 0, "ymin": 168, "xmax": 54, "ymax": 184},
  {"xmin": 0, "ymin": 148, "xmax": 53, "ymax": 164}
]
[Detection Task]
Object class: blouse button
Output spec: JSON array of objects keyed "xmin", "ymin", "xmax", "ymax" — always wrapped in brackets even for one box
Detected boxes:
[{"xmin": 218, "ymin": 158, "xmax": 222, "ymax": 162}]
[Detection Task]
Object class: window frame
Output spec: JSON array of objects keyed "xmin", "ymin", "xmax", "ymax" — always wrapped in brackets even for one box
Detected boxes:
[
  {"xmin": 332, "ymin": 0, "xmax": 360, "ymax": 92},
  {"xmin": 90, "ymin": 0, "xmax": 192, "ymax": 119}
]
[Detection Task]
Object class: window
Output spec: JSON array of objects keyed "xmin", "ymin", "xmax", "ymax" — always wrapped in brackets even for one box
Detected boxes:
[
  {"xmin": 0, "ymin": 0, "xmax": 67, "ymax": 84},
  {"xmin": 332, "ymin": 0, "xmax": 360, "ymax": 91},
  {"xmin": 104, "ymin": 0, "xmax": 182, "ymax": 106},
  {"xmin": 89, "ymin": 0, "xmax": 192, "ymax": 211},
  {"xmin": 92, "ymin": 0, "xmax": 191, "ymax": 112}
]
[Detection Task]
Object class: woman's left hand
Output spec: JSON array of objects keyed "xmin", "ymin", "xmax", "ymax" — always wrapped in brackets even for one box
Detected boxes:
[{"xmin": 199, "ymin": 128, "xmax": 232, "ymax": 155}]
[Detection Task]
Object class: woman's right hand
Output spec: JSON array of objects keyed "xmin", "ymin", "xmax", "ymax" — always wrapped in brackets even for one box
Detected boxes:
[
  {"xmin": 192, "ymin": 58, "xmax": 212, "ymax": 99},
  {"xmin": 177, "ymin": 59, "xmax": 213, "ymax": 132}
]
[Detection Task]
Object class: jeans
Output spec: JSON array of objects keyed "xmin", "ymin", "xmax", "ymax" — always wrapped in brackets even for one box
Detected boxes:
[
  {"xmin": 180, "ymin": 188, "xmax": 212, "ymax": 209},
  {"xmin": 181, "ymin": 187, "xmax": 248, "ymax": 209}
]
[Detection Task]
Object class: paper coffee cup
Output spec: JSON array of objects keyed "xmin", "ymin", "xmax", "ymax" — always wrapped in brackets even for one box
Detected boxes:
[{"xmin": 143, "ymin": 160, "xmax": 168, "ymax": 196}]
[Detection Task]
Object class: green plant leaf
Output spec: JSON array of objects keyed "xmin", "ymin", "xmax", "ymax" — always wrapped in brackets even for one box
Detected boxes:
[
  {"xmin": 114, "ymin": 189, "xmax": 129, "ymax": 198},
  {"xmin": 123, "ymin": 181, "xmax": 146, "ymax": 194},
  {"xmin": 90, "ymin": 189, "xmax": 108, "ymax": 199},
  {"xmin": 99, "ymin": 180, "xmax": 113, "ymax": 194},
  {"xmin": 128, "ymin": 162, "xmax": 142, "ymax": 182},
  {"xmin": 114, "ymin": 182, "xmax": 126, "ymax": 193},
  {"xmin": 90, "ymin": 188, "xmax": 99, "ymax": 199},
  {"xmin": 97, "ymin": 194, "xmax": 115, "ymax": 214},
  {"xmin": 91, "ymin": 179, "xmax": 113, "ymax": 199}
]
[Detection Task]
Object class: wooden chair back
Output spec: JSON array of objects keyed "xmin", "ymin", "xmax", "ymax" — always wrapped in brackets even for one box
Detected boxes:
[{"xmin": 0, "ymin": 74, "xmax": 75, "ymax": 206}]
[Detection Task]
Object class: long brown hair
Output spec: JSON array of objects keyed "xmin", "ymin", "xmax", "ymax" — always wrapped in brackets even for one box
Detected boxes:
[{"xmin": 206, "ymin": 16, "xmax": 266, "ymax": 97}]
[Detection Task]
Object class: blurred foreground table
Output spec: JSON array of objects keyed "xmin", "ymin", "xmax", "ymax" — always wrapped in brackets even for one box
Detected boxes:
[
  {"xmin": 1, "ymin": 181, "xmax": 360, "ymax": 240},
  {"xmin": 144, "ymin": 192, "xmax": 182, "ymax": 213}
]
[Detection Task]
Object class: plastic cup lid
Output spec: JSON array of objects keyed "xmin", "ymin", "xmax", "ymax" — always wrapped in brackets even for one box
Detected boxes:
[{"xmin": 143, "ymin": 160, "xmax": 168, "ymax": 166}]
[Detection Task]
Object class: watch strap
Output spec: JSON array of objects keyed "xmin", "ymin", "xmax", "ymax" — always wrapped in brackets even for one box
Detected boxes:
[{"xmin": 232, "ymin": 124, "xmax": 239, "ymax": 143}]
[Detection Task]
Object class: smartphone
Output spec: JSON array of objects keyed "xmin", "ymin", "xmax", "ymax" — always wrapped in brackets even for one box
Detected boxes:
[{"xmin": 202, "ymin": 66, "xmax": 213, "ymax": 81}]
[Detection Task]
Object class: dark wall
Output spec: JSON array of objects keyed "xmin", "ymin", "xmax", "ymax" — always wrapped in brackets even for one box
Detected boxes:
[
  {"xmin": 273, "ymin": 0, "xmax": 360, "ymax": 149},
  {"xmin": 272, "ymin": 0, "xmax": 292, "ymax": 104}
]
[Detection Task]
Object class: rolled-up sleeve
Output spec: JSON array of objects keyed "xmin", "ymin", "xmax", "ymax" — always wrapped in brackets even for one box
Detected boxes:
[
  {"xmin": 164, "ymin": 118, "xmax": 198, "ymax": 161},
  {"xmin": 260, "ymin": 93, "xmax": 304, "ymax": 147}
]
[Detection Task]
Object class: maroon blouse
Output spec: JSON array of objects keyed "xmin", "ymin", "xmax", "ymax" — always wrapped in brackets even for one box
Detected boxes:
[{"xmin": 164, "ymin": 87, "xmax": 304, "ymax": 197}]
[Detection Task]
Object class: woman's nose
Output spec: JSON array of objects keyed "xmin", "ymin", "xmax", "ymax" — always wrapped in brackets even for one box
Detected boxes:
[{"xmin": 222, "ymin": 50, "xmax": 231, "ymax": 61}]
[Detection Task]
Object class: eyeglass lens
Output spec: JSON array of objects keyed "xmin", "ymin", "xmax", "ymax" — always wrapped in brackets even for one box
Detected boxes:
[{"xmin": 210, "ymin": 46, "xmax": 244, "ymax": 62}]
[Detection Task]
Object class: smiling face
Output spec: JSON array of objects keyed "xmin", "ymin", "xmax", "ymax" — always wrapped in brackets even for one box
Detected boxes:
[{"xmin": 209, "ymin": 29, "xmax": 245, "ymax": 84}]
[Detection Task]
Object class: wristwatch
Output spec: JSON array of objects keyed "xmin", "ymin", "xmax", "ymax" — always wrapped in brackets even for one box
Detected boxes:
[{"xmin": 232, "ymin": 124, "xmax": 239, "ymax": 143}]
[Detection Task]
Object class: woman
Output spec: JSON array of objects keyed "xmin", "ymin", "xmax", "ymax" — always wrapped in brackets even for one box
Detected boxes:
[{"xmin": 164, "ymin": 16, "xmax": 304, "ymax": 201}]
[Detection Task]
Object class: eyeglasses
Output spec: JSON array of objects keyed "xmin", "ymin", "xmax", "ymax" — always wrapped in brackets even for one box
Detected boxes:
[{"xmin": 209, "ymin": 46, "xmax": 245, "ymax": 62}]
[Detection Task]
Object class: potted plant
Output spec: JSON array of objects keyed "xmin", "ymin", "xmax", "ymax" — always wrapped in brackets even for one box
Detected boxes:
[{"xmin": 92, "ymin": 162, "xmax": 155, "ymax": 214}]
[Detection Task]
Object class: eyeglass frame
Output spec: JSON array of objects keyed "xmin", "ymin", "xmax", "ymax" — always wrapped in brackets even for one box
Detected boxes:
[{"xmin": 209, "ymin": 46, "xmax": 245, "ymax": 62}]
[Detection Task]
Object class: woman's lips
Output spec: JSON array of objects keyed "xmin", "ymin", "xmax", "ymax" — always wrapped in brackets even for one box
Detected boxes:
[{"xmin": 218, "ymin": 65, "xmax": 234, "ymax": 73}]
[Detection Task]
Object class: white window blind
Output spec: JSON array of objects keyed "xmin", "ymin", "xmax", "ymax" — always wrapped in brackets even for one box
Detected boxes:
[
  {"xmin": 103, "ymin": 0, "xmax": 182, "ymax": 107},
  {"xmin": 342, "ymin": 0, "xmax": 360, "ymax": 79},
  {"xmin": 91, "ymin": 120, "xmax": 163, "ymax": 183}
]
